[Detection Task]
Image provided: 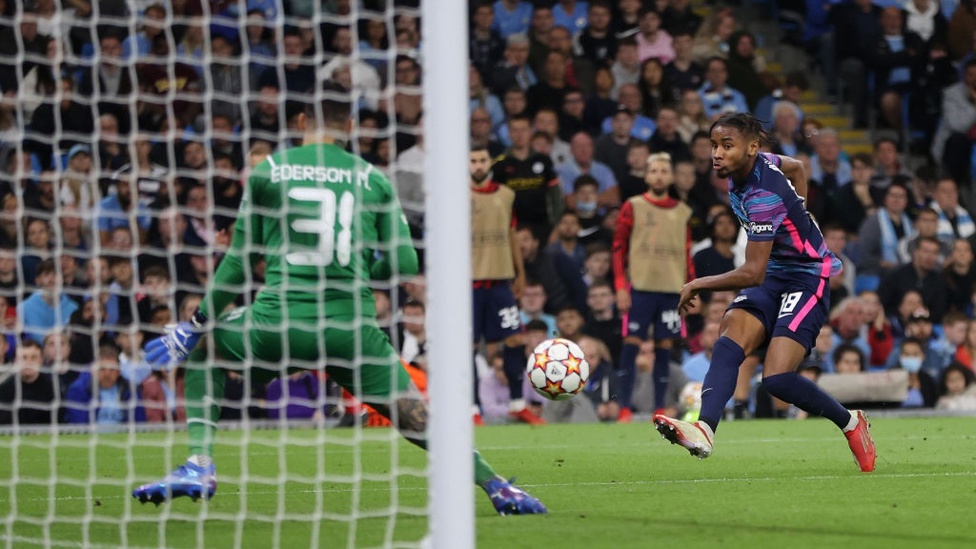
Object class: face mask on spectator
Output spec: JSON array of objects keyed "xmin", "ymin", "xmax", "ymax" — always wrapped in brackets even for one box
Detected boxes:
[
  {"xmin": 576, "ymin": 200, "xmax": 597, "ymax": 214},
  {"xmin": 900, "ymin": 356, "xmax": 923, "ymax": 373}
]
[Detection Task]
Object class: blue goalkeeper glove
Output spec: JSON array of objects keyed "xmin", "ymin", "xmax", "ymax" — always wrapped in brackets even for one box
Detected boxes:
[{"xmin": 145, "ymin": 311, "xmax": 208, "ymax": 369}]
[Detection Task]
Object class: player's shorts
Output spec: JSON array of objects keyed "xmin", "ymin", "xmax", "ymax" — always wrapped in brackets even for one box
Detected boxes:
[
  {"xmin": 624, "ymin": 290, "xmax": 681, "ymax": 340},
  {"xmin": 472, "ymin": 282, "xmax": 522, "ymax": 342},
  {"xmin": 726, "ymin": 271, "xmax": 829, "ymax": 353},
  {"xmin": 193, "ymin": 303, "xmax": 411, "ymax": 402}
]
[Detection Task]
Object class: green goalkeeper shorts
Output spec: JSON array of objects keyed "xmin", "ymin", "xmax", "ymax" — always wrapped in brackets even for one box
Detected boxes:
[{"xmin": 201, "ymin": 304, "xmax": 411, "ymax": 401}]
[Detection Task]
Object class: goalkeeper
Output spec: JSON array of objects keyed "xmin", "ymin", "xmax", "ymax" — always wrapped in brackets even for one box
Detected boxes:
[{"xmin": 133, "ymin": 82, "xmax": 546, "ymax": 515}]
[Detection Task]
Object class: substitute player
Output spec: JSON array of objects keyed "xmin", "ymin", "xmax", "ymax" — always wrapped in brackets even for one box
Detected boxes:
[
  {"xmin": 652, "ymin": 113, "xmax": 876, "ymax": 472},
  {"xmin": 612, "ymin": 152, "xmax": 693, "ymax": 423},
  {"xmin": 469, "ymin": 145, "xmax": 543, "ymax": 425},
  {"xmin": 133, "ymin": 82, "xmax": 547, "ymax": 514}
]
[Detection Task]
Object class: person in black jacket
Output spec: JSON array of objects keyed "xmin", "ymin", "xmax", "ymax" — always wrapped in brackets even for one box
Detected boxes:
[
  {"xmin": 869, "ymin": 7, "xmax": 927, "ymax": 130},
  {"xmin": 831, "ymin": 0, "xmax": 883, "ymax": 127},
  {"xmin": 0, "ymin": 339, "xmax": 57, "ymax": 426}
]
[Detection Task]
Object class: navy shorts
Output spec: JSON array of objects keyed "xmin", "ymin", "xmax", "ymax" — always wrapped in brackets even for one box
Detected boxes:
[
  {"xmin": 726, "ymin": 272, "xmax": 830, "ymax": 353},
  {"xmin": 625, "ymin": 290, "xmax": 682, "ymax": 340},
  {"xmin": 472, "ymin": 283, "xmax": 521, "ymax": 342}
]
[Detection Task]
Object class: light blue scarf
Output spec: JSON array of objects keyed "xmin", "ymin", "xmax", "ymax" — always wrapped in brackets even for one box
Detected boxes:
[{"xmin": 878, "ymin": 208, "xmax": 912, "ymax": 265}]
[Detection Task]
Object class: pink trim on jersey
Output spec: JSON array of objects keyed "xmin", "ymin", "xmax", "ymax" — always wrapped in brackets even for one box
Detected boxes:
[
  {"xmin": 782, "ymin": 218, "xmax": 805, "ymax": 254},
  {"xmin": 789, "ymin": 276, "xmax": 827, "ymax": 332}
]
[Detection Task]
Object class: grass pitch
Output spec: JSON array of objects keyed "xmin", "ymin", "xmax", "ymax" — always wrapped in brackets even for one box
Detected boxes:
[{"xmin": 0, "ymin": 417, "xmax": 973, "ymax": 548}]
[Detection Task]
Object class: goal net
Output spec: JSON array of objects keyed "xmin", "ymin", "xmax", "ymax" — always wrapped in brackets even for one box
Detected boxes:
[{"xmin": 0, "ymin": 1, "xmax": 471, "ymax": 547}]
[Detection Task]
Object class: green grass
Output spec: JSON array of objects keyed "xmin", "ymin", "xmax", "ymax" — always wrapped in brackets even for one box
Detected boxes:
[{"xmin": 0, "ymin": 417, "xmax": 974, "ymax": 548}]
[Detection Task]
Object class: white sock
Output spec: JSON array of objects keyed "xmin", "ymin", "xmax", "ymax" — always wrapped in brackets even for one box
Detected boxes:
[
  {"xmin": 508, "ymin": 398, "xmax": 526, "ymax": 413},
  {"xmin": 188, "ymin": 455, "xmax": 213, "ymax": 468},
  {"xmin": 842, "ymin": 411, "xmax": 859, "ymax": 433}
]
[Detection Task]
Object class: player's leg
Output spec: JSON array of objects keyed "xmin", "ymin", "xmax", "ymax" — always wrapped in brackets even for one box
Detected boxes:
[
  {"xmin": 618, "ymin": 290, "xmax": 653, "ymax": 422},
  {"xmin": 651, "ymin": 293, "xmax": 682, "ymax": 414},
  {"xmin": 336, "ymin": 324, "xmax": 546, "ymax": 514},
  {"xmin": 653, "ymin": 289, "xmax": 768, "ymax": 458},
  {"xmin": 471, "ymin": 287, "xmax": 487, "ymax": 421},
  {"xmin": 485, "ymin": 285, "xmax": 540, "ymax": 424},
  {"xmin": 762, "ymin": 281, "xmax": 875, "ymax": 471},
  {"xmin": 134, "ymin": 306, "xmax": 268, "ymax": 504},
  {"xmin": 732, "ymin": 354, "xmax": 760, "ymax": 419}
]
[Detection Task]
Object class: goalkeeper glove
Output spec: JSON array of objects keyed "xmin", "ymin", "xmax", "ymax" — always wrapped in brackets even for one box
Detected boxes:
[{"xmin": 145, "ymin": 311, "xmax": 208, "ymax": 369}]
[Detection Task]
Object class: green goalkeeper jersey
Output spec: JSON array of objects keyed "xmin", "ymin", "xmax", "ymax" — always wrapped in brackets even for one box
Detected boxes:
[{"xmin": 199, "ymin": 142, "xmax": 418, "ymax": 321}]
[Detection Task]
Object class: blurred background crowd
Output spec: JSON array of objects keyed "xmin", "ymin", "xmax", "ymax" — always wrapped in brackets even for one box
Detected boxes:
[{"xmin": 0, "ymin": 0, "xmax": 975, "ymax": 429}]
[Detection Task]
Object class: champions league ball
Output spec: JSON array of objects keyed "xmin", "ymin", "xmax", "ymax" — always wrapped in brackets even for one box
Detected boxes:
[{"xmin": 526, "ymin": 338, "xmax": 590, "ymax": 401}]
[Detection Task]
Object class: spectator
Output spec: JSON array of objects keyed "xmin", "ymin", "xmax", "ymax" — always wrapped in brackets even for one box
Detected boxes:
[
  {"xmin": 136, "ymin": 33, "xmax": 203, "ymax": 128},
  {"xmin": 25, "ymin": 74, "xmax": 95, "ymax": 169},
  {"xmin": 581, "ymin": 242, "xmax": 612, "ymax": 288},
  {"xmin": 637, "ymin": 58, "xmax": 671, "ymax": 118},
  {"xmin": 116, "ymin": 324, "xmax": 151, "ymax": 389},
  {"xmin": 609, "ymin": 38, "xmax": 641, "ymax": 100},
  {"xmin": 121, "ymin": 4, "xmax": 166, "ymax": 61},
  {"xmin": 878, "ymin": 236, "xmax": 948, "ymax": 322},
  {"xmin": 519, "ymin": 279, "xmax": 558, "ymax": 336},
  {"xmin": 595, "ymin": 107, "xmax": 639, "ymax": 184},
  {"xmin": 559, "ymin": 88, "xmax": 589, "ymax": 140},
  {"xmin": 18, "ymin": 258, "xmax": 78, "ymax": 344},
  {"xmin": 662, "ymin": 0, "xmax": 703, "ymax": 36},
  {"xmin": 829, "ymin": 297, "xmax": 872, "ymax": 370},
  {"xmin": 832, "ymin": 0, "xmax": 883, "ymax": 128},
  {"xmin": 900, "ymin": 207, "xmax": 951, "ymax": 264},
  {"xmin": 526, "ymin": 51, "xmax": 570, "ymax": 116},
  {"xmin": 470, "ymin": 65, "xmax": 505, "ymax": 133},
  {"xmin": 493, "ymin": 115, "xmax": 563, "ymax": 239},
  {"xmin": 649, "ymin": 107, "xmax": 691, "ymax": 162},
  {"xmin": 955, "ymin": 319, "xmax": 976, "ymax": 369},
  {"xmin": 931, "ymin": 59, "xmax": 976, "ymax": 185},
  {"xmin": 491, "ymin": 34, "xmax": 537, "ymax": 96},
  {"xmin": 904, "ymin": 0, "xmax": 949, "ymax": 46},
  {"xmin": 612, "ymin": 0, "xmax": 641, "ymax": 39},
  {"xmin": 832, "ymin": 343, "xmax": 866, "ymax": 373},
  {"xmin": 935, "ymin": 362, "xmax": 976, "ymax": 409},
  {"xmin": 869, "ymin": 7, "xmax": 925, "ymax": 130},
  {"xmin": 693, "ymin": 206, "xmax": 736, "ymax": 280},
  {"xmin": 471, "ymin": 108, "xmax": 505, "ymax": 158},
  {"xmin": 754, "ymin": 71, "xmax": 809, "ymax": 133},
  {"xmin": 516, "ymin": 225, "xmax": 573, "ymax": 313},
  {"xmin": 582, "ymin": 279, "xmax": 622, "ymax": 365},
  {"xmin": 265, "ymin": 371, "xmax": 328, "ymax": 421},
  {"xmin": 890, "ymin": 289, "xmax": 925, "ymax": 340},
  {"xmin": 64, "ymin": 341, "xmax": 145, "ymax": 425},
  {"xmin": 682, "ymin": 319, "xmax": 718, "ymax": 382},
  {"xmin": 664, "ymin": 30, "xmax": 705, "ymax": 99},
  {"xmin": 725, "ymin": 30, "xmax": 766, "ymax": 110},
  {"xmin": 896, "ymin": 337, "xmax": 938, "ymax": 408},
  {"xmin": 547, "ymin": 25, "xmax": 596, "ymax": 96},
  {"xmin": 871, "ymin": 138, "xmax": 913, "ymax": 191},
  {"xmin": 931, "ymin": 178, "xmax": 975, "ymax": 245},
  {"xmin": 553, "ymin": 0, "xmax": 589, "ymax": 35},
  {"xmin": 948, "ymin": 0, "xmax": 976, "ymax": 60},
  {"xmin": 78, "ymin": 33, "xmax": 137, "ymax": 136},
  {"xmin": 945, "ymin": 239, "xmax": 976, "ymax": 315},
  {"xmin": 829, "ymin": 153, "xmax": 877, "ymax": 236},
  {"xmin": 860, "ymin": 289, "xmax": 895, "ymax": 368},
  {"xmin": 603, "ymin": 84, "xmax": 658, "ymax": 140},
  {"xmin": 0, "ymin": 340, "xmax": 56, "ymax": 425},
  {"xmin": 768, "ymin": 101, "xmax": 808, "ymax": 158},
  {"xmin": 533, "ymin": 108, "xmax": 572, "ymax": 166},
  {"xmin": 141, "ymin": 369, "xmax": 186, "ymax": 423},
  {"xmin": 557, "ymin": 132, "xmax": 618, "ymax": 198},
  {"xmin": 822, "ymin": 224, "xmax": 856, "ymax": 305},
  {"xmin": 318, "ymin": 27, "xmax": 381, "ymax": 110},
  {"xmin": 471, "ymin": 2, "xmax": 506, "ymax": 82},
  {"xmin": 493, "ymin": 0, "xmax": 533, "ymax": 39},
  {"xmin": 675, "ymin": 89, "xmax": 710, "ymax": 143},
  {"xmin": 618, "ymin": 140, "xmax": 650, "ymax": 203},
  {"xmin": 634, "ymin": 7, "xmax": 674, "ymax": 64},
  {"xmin": 584, "ymin": 66, "xmax": 620, "ymax": 135},
  {"xmin": 809, "ymin": 128, "xmax": 853, "ymax": 196},
  {"xmin": 398, "ymin": 300, "xmax": 427, "ymax": 366},
  {"xmin": 576, "ymin": 1, "xmax": 616, "ymax": 66},
  {"xmin": 855, "ymin": 181, "xmax": 914, "ymax": 292},
  {"xmin": 478, "ymin": 351, "xmax": 513, "ymax": 422},
  {"xmin": 931, "ymin": 312, "xmax": 970, "ymax": 370},
  {"xmin": 804, "ymin": 324, "xmax": 837, "ymax": 373},
  {"xmin": 692, "ymin": 9, "xmax": 736, "ymax": 64},
  {"xmin": 697, "ymin": 57, "xmax": 748, "ymax": 120},
  {"xmin": 572, "ymin": 176, "xmax": 613, "ymax": 246}
]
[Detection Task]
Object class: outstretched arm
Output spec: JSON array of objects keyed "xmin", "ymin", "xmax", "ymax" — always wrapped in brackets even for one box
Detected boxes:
[
  {"xmin": 679, "ymin": 240, "xmax": 773, "ymax": 313},
  {"xmin": 775, "ymin": 154, "xmax": 808, "ymax": 204}
]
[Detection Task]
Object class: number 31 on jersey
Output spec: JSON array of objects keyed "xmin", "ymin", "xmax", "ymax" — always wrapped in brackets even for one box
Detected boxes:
[{"xmin": 286, "ymin": 187, "xmax": 355, "ymax": 267}]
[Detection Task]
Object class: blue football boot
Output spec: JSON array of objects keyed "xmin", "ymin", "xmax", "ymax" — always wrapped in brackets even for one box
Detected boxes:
[
  {"xmin": 482, "ymin": 476, "xmax": 547, "ymax": 515},
  {"xmin": 133, "ymin": 461, "xmax": 217, "ymax": 506}
]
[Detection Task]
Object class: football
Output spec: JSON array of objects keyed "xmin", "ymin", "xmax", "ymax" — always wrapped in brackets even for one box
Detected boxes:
[{"xmin": 526, "ymin": 338, "xmax": 590, "ymax": 401}]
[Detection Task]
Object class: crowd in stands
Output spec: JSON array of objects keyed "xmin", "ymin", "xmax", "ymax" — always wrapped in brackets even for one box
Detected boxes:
[{"xmin": 1, "ymin": 0, "xmax": 976, "ymax": 428}]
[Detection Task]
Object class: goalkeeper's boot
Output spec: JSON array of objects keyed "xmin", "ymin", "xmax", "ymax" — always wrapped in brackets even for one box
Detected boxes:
[
  {"xmin": 133, "ymin": 461, "xmax": 217, "ymax": 505},
  {"xmin": 844, "ymin": 410, "xmax": 876, "ymax": 472},
  {"xmin": 482, "ymin": 476, "xmax": 547, "ymax": 515},
  {"xmin": 653, "ymin": 413, "xmax": 713, "ymax": 459}
]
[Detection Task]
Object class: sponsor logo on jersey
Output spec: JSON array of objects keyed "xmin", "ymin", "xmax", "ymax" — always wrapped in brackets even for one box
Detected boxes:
[
  {"xmin": 532, "ymin": 162, "xmax": 544, "ymax": 174},
  {"xmin": 733, "ymin": 295, "xmax": 747, "ymax": 303},
  {"xmin": 748, "ymin": 221, "xmax": 774, "ymax": 235}
]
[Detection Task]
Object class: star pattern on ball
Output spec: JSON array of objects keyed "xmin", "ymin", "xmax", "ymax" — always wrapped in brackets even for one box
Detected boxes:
[
  {"xmin": 544, "ymin": 380, "xmax": 563, "ymax": 398},
  {"xmin": 564, "ymin": 355, "xmax": 581, "ymax": 375},
  {"xmin": 534, "ymin": 354, "xmax": 549, "ymax": 368}
]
